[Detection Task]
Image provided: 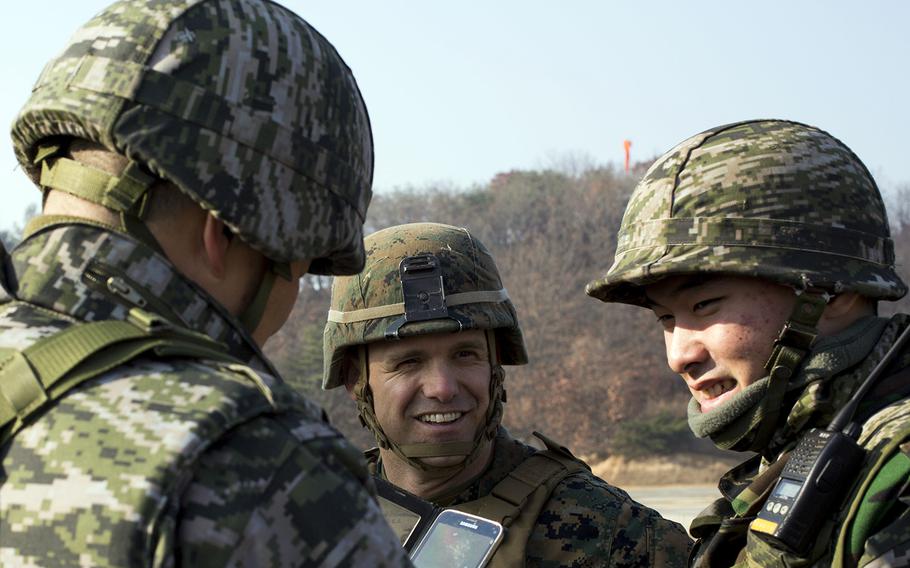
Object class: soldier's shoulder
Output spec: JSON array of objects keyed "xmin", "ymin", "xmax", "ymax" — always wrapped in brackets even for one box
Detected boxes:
[
  {"xmin": 178, "ymin": 412, "xmax": 409, "ymax": 567},
  {"xmin": 860, "ymin": 392, "xmax": 910, "ymax": 451},
  {"xmin": 534, "ymin": 469, "xmax": 692, "ymax": 565},
  {"xmin": 546, "ymin": 467, "xmax": 659, "ymax": 521}
]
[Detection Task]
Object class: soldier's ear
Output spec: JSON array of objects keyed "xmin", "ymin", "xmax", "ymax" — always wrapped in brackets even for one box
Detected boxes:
[
  {"xmin": 818, "ymin": 292, "xmax": 876, "ymax": 335},
  {"xmin": 342, "ymin": 352, "xmax": 363, "ymax": 400},
  {"xmin": 201, "ymin": 213, "xmax": 230, "ymax": 279}
]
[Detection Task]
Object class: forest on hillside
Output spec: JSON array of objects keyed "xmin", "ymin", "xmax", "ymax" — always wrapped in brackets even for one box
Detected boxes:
[
  {"xmin": 264, "ymin": 164, "xmax": 910, "ymax": 459},
  {"xmin": 5, "ymin": 163, "xmax": 910, "ymax": 460}
]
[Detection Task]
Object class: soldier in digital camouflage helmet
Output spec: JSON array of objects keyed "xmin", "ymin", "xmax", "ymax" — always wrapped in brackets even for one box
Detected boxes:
[
  {"xmin": 587, "ymin": 119, "xmax": 910, "ymax": 567},
  {"xmin": 323, "ymin": 222, "xmax": 692, "ymax": 566},
  {"xmin": 0, "ymin": 1, "xmax": 410, "ymax": 566}
]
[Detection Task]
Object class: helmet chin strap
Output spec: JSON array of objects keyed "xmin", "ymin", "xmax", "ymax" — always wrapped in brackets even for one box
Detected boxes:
[
  {"xmin": 237, "ymin": 260, "xmax": 292, "ymax": 333},
  {"xmin": 35, "ymin": 141, "xmax": 165, "ymax": 253},
  {"xmin": 716, "ymin": 289, "xmax": 829, "ymax": 453},
  {"xmin": 355, "ymin": 330, "xmax": 505, "ymax": 479},
  {"xmin": 34, "ymin": 140, "xmax": 292, "ymax": 337}
]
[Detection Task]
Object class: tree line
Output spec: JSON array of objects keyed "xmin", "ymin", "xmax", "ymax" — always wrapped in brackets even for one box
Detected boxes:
[
  {"xmin": 6, "ymin": 167, "xmax": 910, "ymax": 459},
  {"xmin": 266, "ymin": 163, "xmax": 910, "ymax": 458}
]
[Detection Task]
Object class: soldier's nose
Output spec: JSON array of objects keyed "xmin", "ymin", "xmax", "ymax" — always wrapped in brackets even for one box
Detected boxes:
[
  {"xmin": 666, "ymin": 326, "xmax": 707, "ymax": 377},
  {"xmin": 421, "ymin": 364, "xmax": 460, "ymax": 402}
]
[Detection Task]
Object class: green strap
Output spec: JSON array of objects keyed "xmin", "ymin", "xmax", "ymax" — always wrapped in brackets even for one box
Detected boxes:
[
  {"xmin": 0, "ymin": 311, "xmax": 237, "ymax": 445},
  {"xmin": 476, "ymin": 433, "xmax": 588, "ymax": 526},
  {"xmin": 237, "ymin": 261, "xmax": 294, "ymax": 333},
  {"xmin": 763, "ymin": 292, "xmax": 828, "ymax": 378},
  {"xmin": 27, "ymin": 320, "xmax": 146, "ymax": 383},
  {"xmin": 238, "ymin": 266, "xmax": 278, "ymax": 332},
  {"xmin": 40, "ymin": 156, "xmax": 156, "ymax": 214},
  {"xmin": 755, "ymin": 292, "xmax": 828, "ymax": 446},
  {"xmin": 399, "ymin": 441, "xmax": 474, "ymax": 458},
  {"xmin": 32, "ymin": 140, "xmax": 65, "ymax": 164},
  {"xmin": 690, "ymin": 497, "xmax": 738, "ymax": 538},
  {"xmin": 0, "ymin": 350, "xmax": 47, "ymax": 426},
  {"xmin": 34, "ymin": 140, "xmax": 166, "ymax": 254}
]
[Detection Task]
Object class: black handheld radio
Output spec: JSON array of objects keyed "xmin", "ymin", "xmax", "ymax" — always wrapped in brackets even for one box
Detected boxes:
[{"xmin": 750, "ymin": 323, "xmax": 910, "ymax": 554}]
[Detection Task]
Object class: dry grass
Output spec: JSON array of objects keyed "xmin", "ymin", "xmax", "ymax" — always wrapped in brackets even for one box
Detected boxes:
[{"xmin": 588, "ymin": 453, "xmax": 742, "ymax": 486}]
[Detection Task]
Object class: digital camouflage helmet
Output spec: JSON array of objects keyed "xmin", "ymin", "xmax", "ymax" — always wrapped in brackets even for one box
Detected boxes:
[
  {"xmin": 12, "ymin": 0, "xmax": 373, "ymax": 276},
  {"xmin": 586, "ymin": 119, "xmax": 905, "ymax": 305},
  {"xmin": 323, "ymin": 222, "xmax": 528, "ymax": 473},
  {"xmin": 586, "ymin": 119, "xmax": 908, "ymax": 452}
]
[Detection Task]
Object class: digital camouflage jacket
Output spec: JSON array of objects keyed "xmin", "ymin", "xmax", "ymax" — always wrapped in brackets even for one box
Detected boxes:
[
  {"xmin": 0, "ymin": 222, "xmax": 410, "ymax": 568},
  {"xmin": 370, "ymin": 427, "xmax": 693, "ymax": 567},
  {"xmin": 691, "ymin": 315, "xmax": 910, "ymax": 568}
]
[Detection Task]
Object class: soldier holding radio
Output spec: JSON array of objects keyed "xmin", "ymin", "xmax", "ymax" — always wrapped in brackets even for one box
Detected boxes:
[{"xmin": 587, "ymin": 119, "xmax": 910, "ymax": 567}]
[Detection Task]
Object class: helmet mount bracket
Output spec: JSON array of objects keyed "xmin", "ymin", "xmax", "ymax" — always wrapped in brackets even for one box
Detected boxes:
[{"xmin": 385, "ymin": 254, "xmax": 471, "ymax": 340}]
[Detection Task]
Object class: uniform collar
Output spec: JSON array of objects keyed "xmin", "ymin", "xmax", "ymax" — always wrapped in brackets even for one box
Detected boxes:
[
  {"xmin": 765, "ymin": 314, "xmax": 898, "ymax": 457},
  {"xmin": 6, "ymin": 221, "xmax": 271, "ymax": 371}
]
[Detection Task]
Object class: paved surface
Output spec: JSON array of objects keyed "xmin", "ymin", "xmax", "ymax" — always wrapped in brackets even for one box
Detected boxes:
[{"xmin": 624, "ymin": 485, "xmax": 720, "ymax": 532}]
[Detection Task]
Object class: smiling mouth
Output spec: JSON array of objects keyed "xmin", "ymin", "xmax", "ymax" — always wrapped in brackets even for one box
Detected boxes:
[
  {"xmin": 418, "ymin": 412, "xmax": 464, "ymax": 424},
  {"xmin": 701, "ymin": 379, "xmax": 737, "ymax": 400}
]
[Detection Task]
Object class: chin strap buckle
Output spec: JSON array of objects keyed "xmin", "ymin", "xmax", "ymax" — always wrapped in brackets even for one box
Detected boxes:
[{"xmin": 764, "ymin": 291, "xmax": 829, "ymax": 379}]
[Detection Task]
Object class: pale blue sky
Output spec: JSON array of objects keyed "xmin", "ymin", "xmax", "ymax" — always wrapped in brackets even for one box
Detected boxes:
[{"xmin": 2, "ymin": 1, "xmax": 908, "ymax": 229}]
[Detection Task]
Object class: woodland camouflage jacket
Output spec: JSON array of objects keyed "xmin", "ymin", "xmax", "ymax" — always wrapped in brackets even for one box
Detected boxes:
[
  {"xmin": 370, "ymin": 427, "xmax": 693, "ymax": 567},
  {"xmin": 0, "ymin": 222, "xmax": 410, "ymax": 567}
]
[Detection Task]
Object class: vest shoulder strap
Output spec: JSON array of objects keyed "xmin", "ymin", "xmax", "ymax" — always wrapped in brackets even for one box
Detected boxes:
[
  {"xmin": 464, "ymin": 431, "xmax": 590, "ymax": 526},
  {"xmin": 0, "ymin": 308, "xmax": 240, "ymax": 446},
  {"xmin": 456, "ymin": 432, "xmax": 590, "ymax": 568}
]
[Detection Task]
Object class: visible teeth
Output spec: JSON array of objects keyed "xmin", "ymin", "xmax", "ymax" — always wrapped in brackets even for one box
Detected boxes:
[
  {"xmin": 419, "ymin": 412, "xmax": 463, "ymax": 424},
  {"xmin": 704, "ymin": 380, "xmax": 735, "ymax": 399}
]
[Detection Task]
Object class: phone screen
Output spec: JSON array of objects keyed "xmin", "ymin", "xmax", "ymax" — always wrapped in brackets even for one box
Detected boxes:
[{"xmin": 410, "ymin": 509, "xmax": 503, "ymax": 568}]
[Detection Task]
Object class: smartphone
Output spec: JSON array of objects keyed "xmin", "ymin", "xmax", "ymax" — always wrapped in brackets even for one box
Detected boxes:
[{"xmin": 409, "ymin": 509, "xmax": 504, "ymax": 568}]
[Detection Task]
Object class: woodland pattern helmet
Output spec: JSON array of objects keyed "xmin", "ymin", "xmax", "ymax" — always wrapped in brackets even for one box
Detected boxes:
[
  {"xmin": 586, "ymin": 119, "xmax": 907, "ymax": 305},
  {"xmin": 323, "ymin": 222, "xmax": 528, "ymax": 472},
  {"xmin": 323, "ymin": 222, "xmax": 527, "ymax": 389},
  {"xmin": 12, "ymin": 0, "xmax": 373, "ymax": 274}
]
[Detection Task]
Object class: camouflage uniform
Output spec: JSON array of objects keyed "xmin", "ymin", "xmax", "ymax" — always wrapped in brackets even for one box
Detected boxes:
[
  {"xmin": 324, "ymin": 222, "xmax": 692, "ymax": 567},
  {"xmin": 368, "ymin": 427, "xmax": 693, "ymax": 567},
  {"xmin": 0, "ymin": 225, "xmax": 408, "ymax": 567},
  {"xmin": 587, "ymin": 120, "xmax": 910, "ymax": 567},
  {"xmin": 1, "ymin": 1, "xmax": 408, "ymax": 566},
  {"xmin": 684, "ymin": 314, "xmax": 910, "ymax": 568}
]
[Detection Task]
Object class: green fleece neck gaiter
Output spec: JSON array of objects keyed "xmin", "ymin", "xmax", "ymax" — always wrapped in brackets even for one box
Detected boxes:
[
  {"xmin": 687, "ymin": 316, "xmax": 888, "ymax": 453},
  {"xmin": 687, "ymin": 377, "xmax": 769, "ymax": 450}
]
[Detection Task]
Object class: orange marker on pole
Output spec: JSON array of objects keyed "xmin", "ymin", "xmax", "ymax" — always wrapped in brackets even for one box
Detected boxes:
[{"xmin": 623, "ymin": 140, "xmax": 632, "ymax": 173}]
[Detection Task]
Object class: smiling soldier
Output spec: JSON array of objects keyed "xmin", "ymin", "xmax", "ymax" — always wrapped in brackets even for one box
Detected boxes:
[
  {"xmin": 587, "ymin": 120, "xmax": 910, "ymax": 567},
  {"xmin": 323, "ymin": 222, "xmax": 692, "ymax": 567}
]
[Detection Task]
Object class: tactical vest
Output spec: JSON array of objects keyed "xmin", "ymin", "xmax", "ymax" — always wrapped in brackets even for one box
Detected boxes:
[
  {"xmin": 691, "ymin": 395, "xmax": 910, "ymax": 568},
  {"xmin": 0, "ymin": 301, "xmax": 338, "ymax": 567},
  {"xmin": 377, "ymin": 432, "xmax": 590, "ymax": 568}
]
